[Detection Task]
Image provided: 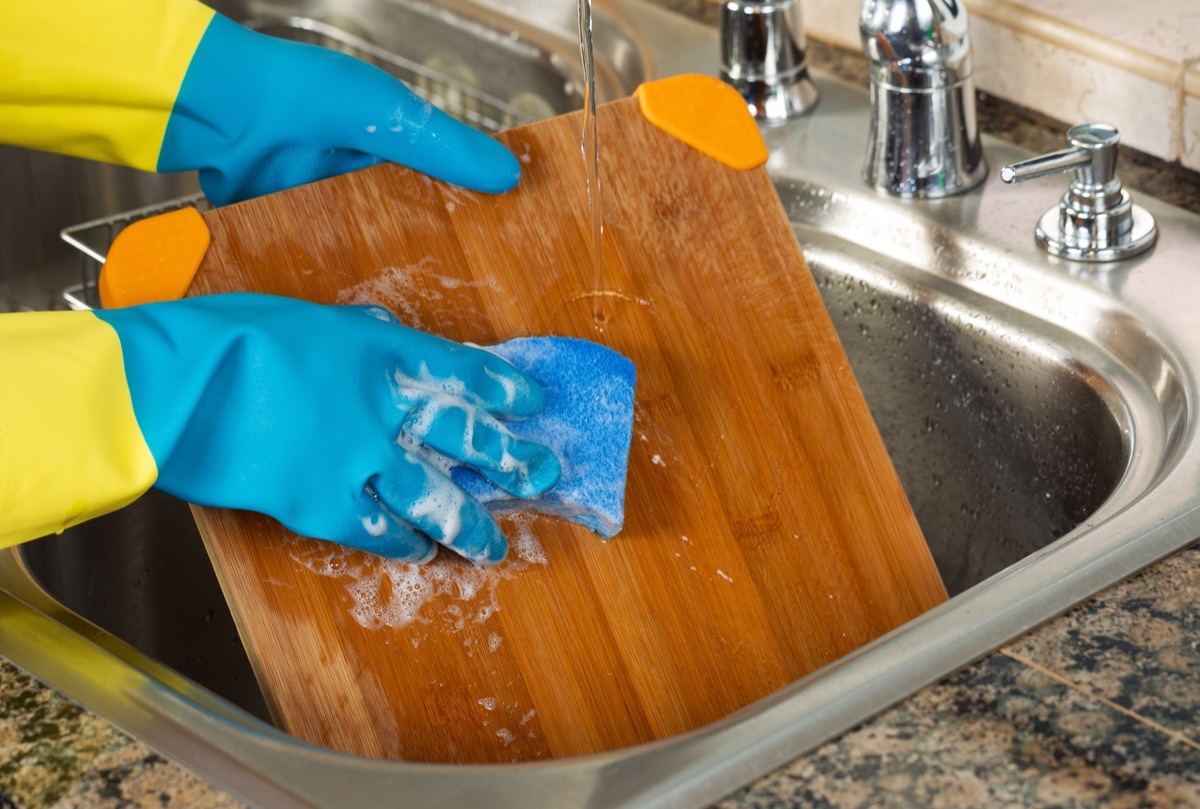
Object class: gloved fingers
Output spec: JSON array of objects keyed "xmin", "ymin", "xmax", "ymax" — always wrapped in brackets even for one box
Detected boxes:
[
  {"xmin": 340, "ymin": 297, "xmax": 546, "ymax": 421},
  {"xmin": 348, "ymin": 489, "xmax": 439, "ymax": 561},
  {"xmin": 198, "ymin": 148, "xmax": 381, "ymax": 207},
  {"xmin": 473, "ymin": 353, "xmax": 546, "ymax": 420},
  {"xmin": 389, "ymin": 335, "xmax": 546, "ymax": 421},
  {"xmin": 400, "ymin": 398, "xmax": 561, "ymax": 498},
  {"xmin": 282, "ymin": 488, "xmax": 437, "ymax": 562},
  {"xmin": 370, "ymin": 452, "xmax": 508, "ymax": 566},
  {"xmin": 346, "ymin": 80, "xmax": 520, "ymax": 195}
]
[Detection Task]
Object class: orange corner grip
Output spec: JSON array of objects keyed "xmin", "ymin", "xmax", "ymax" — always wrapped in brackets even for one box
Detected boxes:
[
  {"xmin": 634, "ymin": 74, "xmax": 768, "ymax": 170},
  {"xmin": 99, "ymin": 207, "xmax": 210, "ymax": 309}
]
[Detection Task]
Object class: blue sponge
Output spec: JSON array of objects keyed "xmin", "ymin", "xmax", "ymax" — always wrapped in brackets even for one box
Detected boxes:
[{"xmin": 450, "ymin": 337, "xmax": 636, "ymax": 539}]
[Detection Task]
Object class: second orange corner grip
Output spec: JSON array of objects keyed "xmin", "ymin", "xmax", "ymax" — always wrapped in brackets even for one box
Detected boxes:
[{"xmin": 634, "ymin": 74, "xmax": 768, "ymax": 171}]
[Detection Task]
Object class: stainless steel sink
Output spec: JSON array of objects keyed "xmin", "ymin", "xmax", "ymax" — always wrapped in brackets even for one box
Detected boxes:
[
  {"xmin": 803, "ymin": 224, "xmax": 1131, "ymax": 595},
  {"xmin": 2, "ymin": 1, "xmax": 1200, "ymax": 807}
]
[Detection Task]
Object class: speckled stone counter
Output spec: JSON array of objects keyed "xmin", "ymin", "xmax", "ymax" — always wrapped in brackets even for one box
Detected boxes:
[
  {"xmin": 0, "ymin": 661, "xmax": 243, "ymax": 808},
  {"xmin": 717, "ymin": 545, "xmax": 1200, "ymax": 808},
  {"xmin": 2, "ymin": 4, "xmax": 1199, "ymax": 808}
]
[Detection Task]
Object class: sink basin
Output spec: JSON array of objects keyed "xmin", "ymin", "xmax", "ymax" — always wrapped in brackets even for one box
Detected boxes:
[
  {"xmin": 802, "ymin": 225, "xmax": 1131, "ymax": 596},
  {"xmin": 2, "ymin": 1, "xmax": 1200, "ymax": 807}
]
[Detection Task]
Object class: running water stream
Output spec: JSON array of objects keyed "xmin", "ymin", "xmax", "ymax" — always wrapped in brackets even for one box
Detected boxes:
[{"xmin": 577, "ymin": 0, "xmax": 606, "ymax": 330}]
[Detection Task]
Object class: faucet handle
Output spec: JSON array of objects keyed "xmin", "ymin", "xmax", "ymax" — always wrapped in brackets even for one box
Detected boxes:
[{"xmin": 1000, "ymin": 123, "xmax": 1156, "ymax": 262}]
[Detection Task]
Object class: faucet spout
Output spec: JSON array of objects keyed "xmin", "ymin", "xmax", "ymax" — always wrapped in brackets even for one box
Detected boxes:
[
  {"xmin": 860, "ymin": 0, "xmax": 986, "ymax": 197},
  {"xmin": 720, "ymin": 0, "xmax": 819, "ymax": 123}
]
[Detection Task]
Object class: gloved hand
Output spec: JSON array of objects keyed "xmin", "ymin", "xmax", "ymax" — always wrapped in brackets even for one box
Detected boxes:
[
  {"xmin": 1, "ymin": 0, "xmax": 519, "ymax": 206},
  {"xmin": 157, "ymin": 14, "xmax": 521, "ymax": 205},
  {"xmin": 88, "ymin": 294, "xmax": 561, "ymax": 563}
]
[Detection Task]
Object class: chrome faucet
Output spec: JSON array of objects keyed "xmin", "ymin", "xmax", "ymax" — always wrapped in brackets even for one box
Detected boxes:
[
  {"xmin": 719, "ymin": 0, "xmax": 819, "ymax": 122},
  {"xmin": 860, "ymin": 0, "xmax": 986, "ymax": 197}
]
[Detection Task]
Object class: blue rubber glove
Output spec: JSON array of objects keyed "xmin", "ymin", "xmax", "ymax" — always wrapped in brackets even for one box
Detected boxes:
[
  {"xmin": 93, "ymin": 294, "xmax": 561, "ymax": 564},
  {"xmin": 158, "ymin": 14, "xmax": 521, "ymax": 206}
]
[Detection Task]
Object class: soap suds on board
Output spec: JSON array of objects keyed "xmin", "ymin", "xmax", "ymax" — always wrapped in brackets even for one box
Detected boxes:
[
  {"xmin": 286, "ymin": 512, "xmax": 546, "ymax": 632},
  {"xmin": 336, "ymin": 258, "xmax": 507, "ymax": 331}
]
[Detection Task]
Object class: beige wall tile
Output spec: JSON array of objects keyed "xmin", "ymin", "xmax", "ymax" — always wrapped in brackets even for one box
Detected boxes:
[
  {"xmin": 1184, "ymin": 67, "xmax": 1200, "ymax": 172},
  {"xmin": 800, "ymin": 0, "xmax": 860, "ymax": 52},
  {"xmin": 801, "ymin": 0, "xmax": 1189, "ymax": 162},
  {"xmin": 969, "ymin": 16, "xmax": 1180, "ymax": 160}
]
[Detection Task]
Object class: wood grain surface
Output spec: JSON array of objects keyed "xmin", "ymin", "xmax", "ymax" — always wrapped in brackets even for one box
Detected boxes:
[{"xmin": 189, "ymin": 96, "xmax": 947, "ymax": 764}]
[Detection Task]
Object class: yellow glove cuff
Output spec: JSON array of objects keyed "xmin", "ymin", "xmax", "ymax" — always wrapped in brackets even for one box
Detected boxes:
[
  {"xmin": 0, "ymin": 311, "xmax": 156, "ymax": 547},
  {"xmin": 0, "ymin": 0, "xmax": 214, "ymax": 169}
]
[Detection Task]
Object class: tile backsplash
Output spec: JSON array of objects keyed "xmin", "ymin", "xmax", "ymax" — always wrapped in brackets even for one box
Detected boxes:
[{"xmin": 801, "ymin": 0, "xmax": 1200, "ymax": 169}]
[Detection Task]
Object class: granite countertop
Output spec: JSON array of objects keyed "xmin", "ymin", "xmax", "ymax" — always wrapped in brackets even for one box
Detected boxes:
[
  {"xmin": 2, "ymin": 4, "xmax": 1198, "ymax": 808},
  {"xmin": 0, "ymin": 659, "xmax": 241, "ymax": 807},
  {"xmin": 719, "ymin": 548, "xmax": 1200, "ymax": 808}
]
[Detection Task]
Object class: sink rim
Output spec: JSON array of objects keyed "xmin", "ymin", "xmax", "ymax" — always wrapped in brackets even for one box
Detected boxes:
[{"xmin": 3, "ymin": 2, "xmax": 1200, "ymax": 807}]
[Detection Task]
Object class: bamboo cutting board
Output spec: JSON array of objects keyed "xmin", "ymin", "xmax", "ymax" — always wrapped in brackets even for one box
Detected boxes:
[{"xmin": 186, "ymin": 84, "xmax": 947, "ymax": 764}]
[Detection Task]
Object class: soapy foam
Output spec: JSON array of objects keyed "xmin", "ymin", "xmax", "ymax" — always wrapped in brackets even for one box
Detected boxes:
[
  {"xmin": 483, "ymin": 365, "xmax": 519, "ymax": 410},
  {"xmin": 397, "ymin": 387, "xmax": 532, "ymax": 489},
  {"xmin": 340, "ymin": 539, "xmax": 511, "ymax": 630},
  {"xmin": 405, "ymin": 462, "xmax": 467, "ymax": 544},
  {"xmin": 286, "ymin": 515, "xmax": 548, "ymax": 632},
  {"xmin": 390, "ymin": 98, "xmax": 434, "ymax": 143},
  {"xmin": 361, "ymin": 513, "xmax": 389, "ymax": 537},
  {"xmin": 393, "ymin": 361, "xmax": 469, "ymax": 402},
  {"xmin": 392, "ymin": 363, "xmax": 531, "ymax": 487},
  {"xmin": 335, "ymin": 258, "xmax": 505, "ymax": 331},
  {"xmin": 397, "ymin": 431, "xmax": 454, "ymax": 477}
]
